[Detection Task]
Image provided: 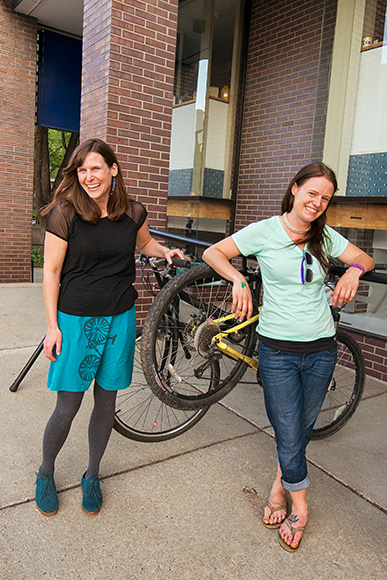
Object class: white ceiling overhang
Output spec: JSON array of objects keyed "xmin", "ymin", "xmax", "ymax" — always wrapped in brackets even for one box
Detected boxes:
[{"xmin": 12, "ymin": 0, "xmax": 83, "ymax": 37}]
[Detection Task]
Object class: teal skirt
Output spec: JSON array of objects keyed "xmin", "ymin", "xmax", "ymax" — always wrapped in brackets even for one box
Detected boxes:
[{"xmin": 47, "ymin": 307, "xmax": 136, "ymax": 392}]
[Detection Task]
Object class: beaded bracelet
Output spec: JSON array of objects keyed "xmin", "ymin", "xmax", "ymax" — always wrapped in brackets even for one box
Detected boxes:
[{"xmin": 349, "ymin": 263, "xmax": 365, "ymax": 277}]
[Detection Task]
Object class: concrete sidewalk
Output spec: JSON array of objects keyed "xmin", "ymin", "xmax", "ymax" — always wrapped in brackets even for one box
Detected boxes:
[{"xmin": 0, "ymin": 283, "xmax": 386, "ymax": 580}]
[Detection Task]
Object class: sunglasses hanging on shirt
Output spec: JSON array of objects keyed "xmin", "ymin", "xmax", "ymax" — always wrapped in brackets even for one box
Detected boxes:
[{"xmin": 301, "ymin": 250, "xmax": 313, "ymax": 284}]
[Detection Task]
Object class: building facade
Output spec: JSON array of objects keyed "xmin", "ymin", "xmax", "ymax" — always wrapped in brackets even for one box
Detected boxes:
[{"xmin": 2, "ymin": 0, "xmax": 387, "ymax": 380}]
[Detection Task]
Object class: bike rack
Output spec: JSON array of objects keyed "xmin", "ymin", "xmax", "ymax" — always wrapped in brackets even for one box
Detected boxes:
[{"xmin": 9, "ymin": 339, "xmax": 44, "ymax": 392}]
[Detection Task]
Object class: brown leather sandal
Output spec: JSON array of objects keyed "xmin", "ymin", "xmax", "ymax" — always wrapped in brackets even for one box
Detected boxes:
[
  {"xmin": 278, "ymin": 517, "xmax": 306, "ymax": 552},
  {"xmin": 262, "ymin": 500, "xmax": 287, "ymax": 529}
]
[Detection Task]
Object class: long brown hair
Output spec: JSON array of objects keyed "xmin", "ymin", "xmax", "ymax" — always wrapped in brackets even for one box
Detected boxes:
[
  {"xmin": 41, "ymin": 138, "xmax": 129, "ymax": 223},
  {"xmin": 281, "ymin": 162, "xmax": 338, "ymax": 273}
]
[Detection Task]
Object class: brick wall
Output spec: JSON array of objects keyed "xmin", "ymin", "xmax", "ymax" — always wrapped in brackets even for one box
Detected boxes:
[
  {"xmin": 0, "ymin": 1, "xmax": 37, "ymax": 283},
  {"xmin": 236, "ymin": 0, "xmax": 329, "ymax": 229},
  {"xmin": 81, "ymin": 0, "xmax": 178, "ymax": 323},
  {"xmin": 348, "ymin": 330, "xmax": 387, "ymax": 384},
  {"xmin": 80, "ymin": 0, "xmax": 112, "ymax": 140},
  {"xmin": 310, "ymin": 0, "xmax": 337, "ymax": 162}
]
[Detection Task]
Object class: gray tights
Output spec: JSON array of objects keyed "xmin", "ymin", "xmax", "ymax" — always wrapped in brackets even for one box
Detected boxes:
[{"xmin": 39, "ymin": 382, "xmax": 117, "ymax": 478}]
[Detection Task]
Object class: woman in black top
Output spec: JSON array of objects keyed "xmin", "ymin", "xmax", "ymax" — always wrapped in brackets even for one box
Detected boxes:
[{"xmin": 35, "ymin": 138, "xmax": 185, "ymax": 516}]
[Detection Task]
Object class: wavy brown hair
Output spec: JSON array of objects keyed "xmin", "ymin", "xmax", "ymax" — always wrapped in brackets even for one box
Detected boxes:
[
  {"xmin": 41, "ymin": 138, "xmax": 129, "ymax": 223},
  {"xmin": 281, "ymin": 163, "xmax": 338, "ymax": 273}
]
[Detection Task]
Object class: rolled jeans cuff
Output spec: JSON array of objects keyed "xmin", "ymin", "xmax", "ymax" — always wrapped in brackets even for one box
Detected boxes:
[{"xmin": 281, "ymin": 474, "xmax": 311, "ymax": 492}]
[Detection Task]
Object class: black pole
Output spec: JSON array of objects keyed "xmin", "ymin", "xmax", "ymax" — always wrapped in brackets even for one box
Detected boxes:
[{"xmin": 9, "ymin": 338, "xmax": 45, "ymax": 392}]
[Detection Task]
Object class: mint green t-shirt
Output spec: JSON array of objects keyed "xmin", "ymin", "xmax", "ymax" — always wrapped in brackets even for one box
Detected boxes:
[{"xmin": 232, "ymin": 216, "xmax": 349, "ymax": 342}]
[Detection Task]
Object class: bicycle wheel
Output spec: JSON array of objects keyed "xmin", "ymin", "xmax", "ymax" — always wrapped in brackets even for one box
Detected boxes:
[
  {"xmin": 311, "ymin": 328, "xmax": 365, "ymax": 439},
  {"xmin": 141, "ymin": 263, "xmax": 260, "ymax": 410},
  {"xmin": 114, "ymin": 329, "xmax": 210, "ymax": 442}
]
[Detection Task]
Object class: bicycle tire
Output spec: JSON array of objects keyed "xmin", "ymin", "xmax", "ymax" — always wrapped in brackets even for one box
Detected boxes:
[
  {"xmin": 311, "ymin": 328, "xmax": 365, "ymax": 439},
  {"xmin": 141, "ymin": 263, "xmax": 260, "ymax": 410},
  {"xmin": 114, "ymin": 329, "xmax": 210, "ymax": 442}
]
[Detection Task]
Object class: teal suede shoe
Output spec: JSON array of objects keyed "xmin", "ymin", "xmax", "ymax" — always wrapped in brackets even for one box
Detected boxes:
[
  {"xmin": 81, "ymin": 472, "xmax": 103, "ymax": 514},
  {"xmin": 35, "ymin": 473, "xmax": 58, "ymax": 516}
]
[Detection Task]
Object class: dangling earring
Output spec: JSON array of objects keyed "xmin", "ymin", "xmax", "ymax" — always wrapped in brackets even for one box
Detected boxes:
[{"xmin": 111, "ymin": 178, "xmax": 116, "ymax": 196}]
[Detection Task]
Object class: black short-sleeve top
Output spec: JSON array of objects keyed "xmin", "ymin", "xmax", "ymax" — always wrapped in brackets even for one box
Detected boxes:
[{"xmin": 45, "ymin": 201, "xmax": 147, "ymax": 316}]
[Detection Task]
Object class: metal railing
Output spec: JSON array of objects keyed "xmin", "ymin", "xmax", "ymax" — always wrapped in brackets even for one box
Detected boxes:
[{"xmin": 149, "ymin": 228, "xmax": 387, "ymax": 285}]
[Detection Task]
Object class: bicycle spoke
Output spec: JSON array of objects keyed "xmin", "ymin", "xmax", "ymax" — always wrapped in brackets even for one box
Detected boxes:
[
  {"xmin": 312, "ymin": 329, "xmax": 364, "ymax": 439},
  {"xmin": 114, "ymin": 330, "xmax": 209, "ymax": 441}
]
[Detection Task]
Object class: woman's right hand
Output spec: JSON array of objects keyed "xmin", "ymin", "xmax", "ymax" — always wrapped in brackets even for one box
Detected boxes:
[
  {"xmin": 43, "ymin": 328, "xmax": 62, "ymax": 362},
  {"xmin": 232, "ymin": 277, "xmax": 253, "ymax": 322},
  {"xmin": 202, "ymin": 238, "xmax": 254, "ymax": 322},
  {"xmin": 42, "ymin": 232, "xmax": 68, "ymax": 362}
]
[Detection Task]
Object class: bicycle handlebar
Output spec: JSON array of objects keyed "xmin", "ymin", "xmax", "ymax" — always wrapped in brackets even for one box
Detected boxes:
[
  {"xmin": 138, "ymin": 255, "xmax": 191, "ymax": 269},
  {"xmin": 171, "ymin": 258, "xmax": 191, "ymax": 268}
]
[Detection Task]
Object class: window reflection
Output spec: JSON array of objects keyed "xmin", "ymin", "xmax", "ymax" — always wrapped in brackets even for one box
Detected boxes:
[
  {"xmin": 167, "ymin": 0, "xmax": 244, "ymax": 250},
  {"xmin": 169, "ymin": 0, "xmax": 241, "ymax": 199}
]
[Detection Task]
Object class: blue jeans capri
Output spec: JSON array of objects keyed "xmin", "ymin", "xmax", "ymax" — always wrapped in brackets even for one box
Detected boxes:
[
  {"xmin": 47, "ymin": 307, "xmax": 136, "ymax": 392},
  {"xmin": 258, "ymin": 341, "xmax": 337, "ymax": 492}
]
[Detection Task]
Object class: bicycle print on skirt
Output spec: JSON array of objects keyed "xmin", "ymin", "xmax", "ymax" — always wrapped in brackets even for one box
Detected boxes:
[{"xmin": 47, "ymin": 307, "xmax": 136, "ymax": 392}]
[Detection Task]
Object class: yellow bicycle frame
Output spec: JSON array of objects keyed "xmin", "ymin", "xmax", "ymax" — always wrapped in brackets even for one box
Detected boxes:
[{"xmin": 211, "ymin": 312, "xmax": 260, "ymax": 371}]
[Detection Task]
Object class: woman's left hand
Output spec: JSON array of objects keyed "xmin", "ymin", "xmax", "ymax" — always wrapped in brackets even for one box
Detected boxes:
[
  {"xmin": 332, "ymin": 245, "xmax": 375, "ymax": 308},
  {"xmin": 331, "ymin": 268, "xmax": 361, "ymax": 308},
  {"xmin": 164, "ymin": 247, "xmax": 186, "ymax": 264}
]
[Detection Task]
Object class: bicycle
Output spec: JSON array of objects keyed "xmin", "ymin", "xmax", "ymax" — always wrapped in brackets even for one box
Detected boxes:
[
  {"xmin": 9, "ymin": 255, "xmax": 210, "ymax": 443},
  {"xmin": 140, "ymin": 260, "xmax": 366, "ymax": 439},
  {"xmin": 114, "ymin": 255, "xmax": 211, "ymax": 442}
]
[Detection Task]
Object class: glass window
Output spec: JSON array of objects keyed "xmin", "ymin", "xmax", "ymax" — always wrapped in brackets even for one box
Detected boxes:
[
  {"xmin": 348, "ymin": 1, "xmax": 387, "ymax": 197},
  {"xmin": 324, "ymin": 0, "xmax": 387, "ymax": 197},
  {"xmin": 167, "ymin": 0, "xmax": 245, "ymax": 257},
  {"xmin": 324, "ymin": 0, "xmax": 387, "ymax": 339},
  {"xmin": 361, "ymin": 0, "xmax": 386, "ymax": 46},
  {"xmin": 170, "ymin": 0, "xmax": 242, "ymax": 199}
]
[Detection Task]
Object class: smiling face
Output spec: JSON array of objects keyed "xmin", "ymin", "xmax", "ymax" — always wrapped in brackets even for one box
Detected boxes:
[
  {"xmin": 289, "ymin": 176, "xmax": 334, "ymax": 226},
  {"xmin": 77, "ymin": 152, "xmax": 118, "ymax": 211}
]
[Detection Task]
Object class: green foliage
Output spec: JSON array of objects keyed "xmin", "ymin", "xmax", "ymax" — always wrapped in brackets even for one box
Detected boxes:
[
  {"xmin": 48, "ymin": 129, "xmax": 73, "ymax": 181},
  {"xmin": 31, "ymin": 247, "xmax": 44, "ymax": 267}
]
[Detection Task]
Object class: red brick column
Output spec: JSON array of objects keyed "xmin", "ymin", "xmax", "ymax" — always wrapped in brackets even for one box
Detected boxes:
[
  {"xmin": 0, "ymin": 1, "xmax": 37, "ymax": 283},
  {"xmin": 81, "ymin": 0, "xmax": 178, "ymax": 321},
  {"xmin": 236, "ymin": 0, "xmax": 327, "ymax": 229}
]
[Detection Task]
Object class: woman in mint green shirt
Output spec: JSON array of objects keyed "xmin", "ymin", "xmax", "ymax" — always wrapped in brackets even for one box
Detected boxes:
[{"xmin": 203, "ymin": 163, "xmax": 374, "ymax": 552}]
